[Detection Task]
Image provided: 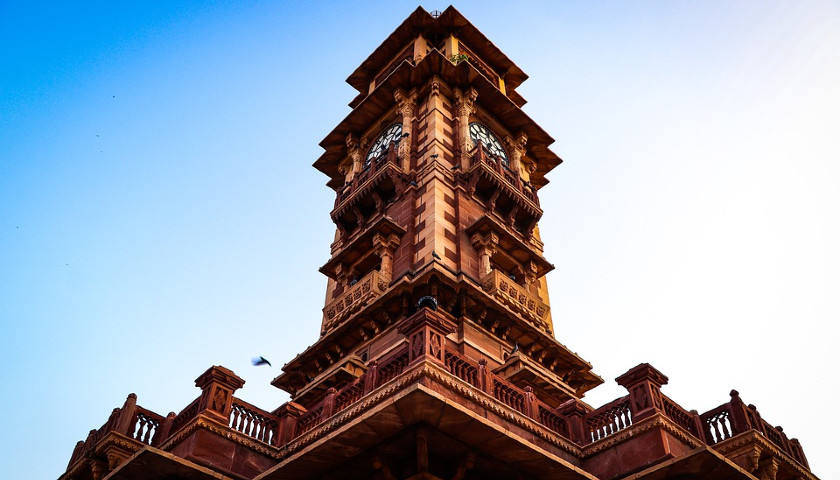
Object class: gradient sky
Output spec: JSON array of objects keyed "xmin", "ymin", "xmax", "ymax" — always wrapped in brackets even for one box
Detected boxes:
[{"xmin": 1, "ymin": 1, "xmax": 838, "ymax": 478}]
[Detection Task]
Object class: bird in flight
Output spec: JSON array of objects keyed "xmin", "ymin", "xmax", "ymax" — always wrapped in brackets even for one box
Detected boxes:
[{"xmin": 251, "ymin": 356, "xmax": 272, "ymax": 367}]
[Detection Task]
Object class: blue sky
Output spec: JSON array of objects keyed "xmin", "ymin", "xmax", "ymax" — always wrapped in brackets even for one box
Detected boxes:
[{"xmin": 1, "ymin": 1, "xmax": 838, "ymax": 478}]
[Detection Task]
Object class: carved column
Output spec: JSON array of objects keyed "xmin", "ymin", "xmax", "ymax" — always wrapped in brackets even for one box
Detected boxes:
[
  {"xmin": 615, "ymin": 363, "xmax": 668, "ymax": 422},
  {"xmin": 373, "ymin": 232, "xmax": 401, "ymax": 285},
  {"xmin": 273, "ymin": 401, "xmax": 306, "ymax": 446},
  {"xmin": 470, "ymin": 232, "xmax": 499, "ymax": 278},
  {"xmin": 557, "ymin": 399, "xmax": 589, "ymax": 444},
  {"xmin": 454, "ymin": 87, "xmax": 478, "ymax": 164},
  {"xmin": 398, "ymin": 308, "xmax": 456, "ymax": 366},
  {"xmin": 346, "ymin": 133, "xmax": 362, "ymax": 177},
  {"xmin": 194, "ymin": 365, "xmax": 245, "ymax": 423},
  {"xmin": 115, "ymin": 393, "xmax": 138, "ymax": 435},
  {"xmin": 504, "ymin": 131, "xmax": 527, "ymax": 175},
  {"xmin": 394, "ymin": 88, "xmax": 417, "ymax": 171}
]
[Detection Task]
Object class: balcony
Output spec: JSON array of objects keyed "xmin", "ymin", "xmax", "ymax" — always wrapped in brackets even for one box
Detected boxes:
[
  {"xmin": 480, "ymin": 269, "xmax": 550, "ymax": 334},
  {"xmin": 331, "ymin": 143, "xmax": 410, "ymax": 237},
  {"xmin": 462, "ymin": 142, "xmax": 541, "ymax": 239},
  {"xmin": 322, "ymin": 269, "xmax": 389, "ymax": 333}
]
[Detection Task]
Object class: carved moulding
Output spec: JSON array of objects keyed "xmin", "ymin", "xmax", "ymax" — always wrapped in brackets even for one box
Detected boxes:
[
  {"xmin": 158, "ymin": 413, "xmax": 280, "ymax": 460},
  {"xmin": 580, "ymin": 412, "xmax": 703, "ymax": 458},
  {"xmin": 712, "ymin": 430, "xmax": 819, "ymax": 480},
  {"xmin": 276, "ymin": 358, "xmax": 584, "ymax": 463}
]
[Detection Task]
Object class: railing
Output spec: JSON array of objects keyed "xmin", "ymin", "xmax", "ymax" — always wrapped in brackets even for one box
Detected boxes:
[
  {"xmin": 374, "ymin": 350, "xmax": 410, "ymax": 386},
  {"xmin": 67, "ymin": 394, "xmax": 167, "ymax": 469},
  {"xmin": 661, "ymin": 394, "xmax": 698, "ymax": 436},
  {"xmin": 585, "ymin": 396, "xmax": 633, "ymax": 444},
  {"xmin": 293, "ymin": 347, "xmax": 410, "ymax": 438},
  {"xmin": 323, "ymin": 269, "xmax": 389, "ymax": 332},
  {"xmin": 171, "ymin": 396, "xmax": 200, "ymax": 434},
  {"xmin": 129, "ymin": 406, "xmax": 164, "ymax": 445},
  {"xmin": 229, "ymin": 398, "xmax": 279, "ymax": 445},
  {"xmin": 334, "ymin": 381, "xmax": 365, "ymax": 412},
  {"xmin": 295, "ymin": 405, "xmax": 324, "ymax": 436},
  {"xmin": 469, "ymin": 142, "xmax": 540, "ymax": 207},
  {"xmin": 700, "ymin": 390, "xmax": 809, "ymax": 468},
  {"xmin": 480, "ymin": 270, "xmax": 550, "ymax": 332},
  {"xmin": 493, "ymin": 379, "xmax": 527, "ymax": 414},
  {"xmin": 539, "ymin": 405, "xmax": 566, "ymax": 434},
  {"xmin": 444, "ymin": 351, "xmax": 478, "ymax": 386},
  {"xmin": 334, "ymin": 142, "xmax": 401, "ymax": 208},
  {"xmin": 703, "ymin": 405, "xmax": 734, "ymax": 443}
]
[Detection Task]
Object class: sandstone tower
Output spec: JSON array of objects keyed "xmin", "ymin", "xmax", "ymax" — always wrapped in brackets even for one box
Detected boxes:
[{"xmin": 59, "ymin": 7, "xmax": 818, "ymax": 480}]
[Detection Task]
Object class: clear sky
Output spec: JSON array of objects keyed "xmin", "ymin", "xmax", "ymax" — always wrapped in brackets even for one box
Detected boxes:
[{"xmin": 1, "ymin": 1, "xmax": 838, "ymax": 478}]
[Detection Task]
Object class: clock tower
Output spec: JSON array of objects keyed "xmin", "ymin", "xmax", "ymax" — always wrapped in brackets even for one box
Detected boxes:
[
  {"xmin": 59, "ymin": 7, "xmax": 819, "ymax": 480},
  {"xmin": 269, "ymin": 6, "xmax": 602, "ymax": 414}
]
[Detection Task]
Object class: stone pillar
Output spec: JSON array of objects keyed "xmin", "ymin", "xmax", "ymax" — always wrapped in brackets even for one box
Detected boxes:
[
  {"xmin": 346, "ymin": 133, "xmax": 362, "ymax": 178},
  {"xmin": 504, "ymin": 131, "xmax": 527, "ymax": 174},
  {"xmin": 373, "ymin": 232, "xmax": 401, "ymax": 284},
  {"xmin": 115, "ymin": 393, "xmax": 138, "ymax": 435},
  {"xmin": 470, "ymin": 232, "xmax": 498, "ymax": 278},
  {"xmin": 195, "ymin": 365, "xmax": 245, "ymax": 423},
  {"xmin": 454, "ymin": 87, "xmax": 477, "ymax": 164},
  {"xmin": 155, "ymin": 411, "xmax": 176, "ymax": 445},
  {"xmin": 363, "ymin": 359, "xmax": 380, "ymax": 394},
  {"xmin": 394, "ymin": 88, "xmax": 417, "ymax": 172},
  {"xmin": 557, "ymin": 399, "xmax": 589, "ymax": 444},
  {"xmin": 273, "ymin": 401, "xmax": 306, "ymax": 446},
  {"xmin": 615, "ymin": 363, "xmax": 668, "ymax": 422},
  {"xmin": 477, "ymin": 359, "xmax": 492, "ymax": 394},
  {"xmin": 523, "ymin": 386, "xmax": 539, "ymax": 420},
  {"xmin": 398, "ymin": 308, "xmax": 456, "ymax": 366}
]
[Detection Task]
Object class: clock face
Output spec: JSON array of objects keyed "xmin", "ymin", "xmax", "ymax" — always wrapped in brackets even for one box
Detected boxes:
[
  {"xmin": 469, "ymin": 122, "xmax": 508, "ymax": 165},
  {"xmin": 470, "ymin": 122, "xmax": 508, "ymax": 165},
  {"xmin": 365, "ymin": 123, "xmax": 403, "ymax": 167}
]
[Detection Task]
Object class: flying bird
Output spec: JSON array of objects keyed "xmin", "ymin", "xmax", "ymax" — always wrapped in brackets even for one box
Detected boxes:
[
  {"xmin": 251, "ymin": 356, "xmax": 272, "ymax": 367},
  {"xmin": 432, "ymin": 251, "xmax": 441, "ymax": 260}
]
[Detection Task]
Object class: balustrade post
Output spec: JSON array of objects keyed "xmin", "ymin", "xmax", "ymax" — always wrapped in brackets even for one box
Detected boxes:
[
  {"xmin": 194, "ymin": 365, "xmax": 246, "ymax": 423},
  {"xmin": 789, "ymin": 438, "xmax": 810, "ymax": 468},
  {"xmin": 615, "ymin": 363, "xmax": 668, "ymax": 422},
  {"xmin": 557, "ymin": 399, "xmax": 588, "ymax": 445},
  {"xmin": 363, "ymin": 360, "xmax": 379, "ymax": 394},
  {"xmin": 115, "ymin": 393, "xmax": 138, "ymax": 435},
  {"xmin": 477, "ymin": 359, "xmax": 492, "ymax": 394},
  {"xmin": 68, "ymin": 441, "xmax": 85, "ymax": 467},
  {"xmin": 690, "ymin": 409, "xmax": 707, "ymax": 443},
  {"xmin": 273, "ymin": 401, "xmax": 306, "ymax": 446},
  {"xmin": 726, "ymin": 390, "xmax": 751, "ymax": 435},
  {"xmin": 153, "ymin": 412, "xmax": 176, "ymax": 446},
  {"xmin": 398, "ymin": 307, "xmax": 456, "ymax": 367},
  {"xmin": 523, "ymin": 386, "xmax": 539, "ymax": 420},
  {"xmin": 321, "ymin": 388, "xmax": 338, "ymax": 421}
]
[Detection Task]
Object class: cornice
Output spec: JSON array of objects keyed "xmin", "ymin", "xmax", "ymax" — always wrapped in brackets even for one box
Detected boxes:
[
  {"xmin": 581, "ymin": 412, "xmax": 704, "ymax": 457},
  {"xmin": 276, "ymin": 359, "xmax": 584, "ymax": 462},
  {"xmin": 159, "ymin": 414, "xmax": 279, "ymax": 460},
  {"xmin": 713, "ymin": 431, "xmax": 818, "ymax": 480}
]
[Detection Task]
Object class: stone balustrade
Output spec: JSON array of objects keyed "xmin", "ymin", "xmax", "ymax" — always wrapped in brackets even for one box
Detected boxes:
[
  {"xmin": 322, "ymin": 269, "xmax": 389, "ymax": 333},
  {"xmin": 468, "ymin": 141, "xmax": 539, "ymax": 207},
  {"xmin": 63, "ymin": 336, "xmax": 814, "ymax": 480},
  {"xmin": 480, "ymin": 269, "xmax": 550, "ymax": 332}
]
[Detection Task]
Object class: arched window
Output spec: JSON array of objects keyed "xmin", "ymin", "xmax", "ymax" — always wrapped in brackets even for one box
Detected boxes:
[
  {"xmin": 469, "ymin": 122, "xmax": 508, "ymax": 165},
  {"xmin": 364, "ymin": 124, "xmax": 402, "ymax": 168}
]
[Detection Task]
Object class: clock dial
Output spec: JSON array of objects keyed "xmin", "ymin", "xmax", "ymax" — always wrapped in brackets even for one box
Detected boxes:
[
  {"xmin": 469, "ymin": 122, "xmax": 508, "ymax": 165},
  {"xmin": 365, "ymin": 123, "xmax": 403, "ymax": 167}
]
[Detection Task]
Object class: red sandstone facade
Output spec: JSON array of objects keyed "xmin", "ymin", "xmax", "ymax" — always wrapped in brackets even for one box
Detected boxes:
[{"xmin": 59, "ymin": 7, "xmax": 818, "ymax": 480}]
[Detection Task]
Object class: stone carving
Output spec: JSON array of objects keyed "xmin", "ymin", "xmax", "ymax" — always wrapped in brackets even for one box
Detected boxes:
[{"xmin": 454, "ymin": 87, "xmax": 478, "ymax": 162}]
